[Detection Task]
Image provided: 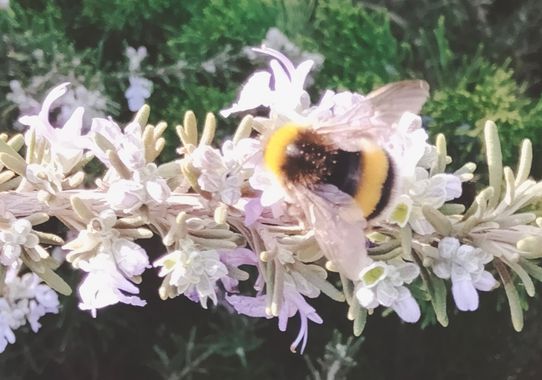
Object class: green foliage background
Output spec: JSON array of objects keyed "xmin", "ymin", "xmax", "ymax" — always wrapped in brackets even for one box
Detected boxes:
[{"xmin": 2, "ymin": 0, "xmax": 542, "ymax": 379}]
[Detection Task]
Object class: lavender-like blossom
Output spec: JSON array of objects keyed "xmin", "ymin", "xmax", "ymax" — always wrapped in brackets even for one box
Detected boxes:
[
  {"xmin": 355, "ymin": 261, "xmax": 421, "ymax": 323},
  {"xmin": 221, "ymin": 47, "xmax": 313, "ymax": 119},
  {"xmin": 190, "ymin": 138, "xmax": 260, "ymax": 205},
  {"xmin": 433, "ymin": 238, "xmax": 496, "ymax": 311},
  {"xmin": 125, "ymin": 47, "xmax": 153, "ymax": 111},
  {"xmin": 154, "ymin": 239, "xmax": 228, "ymax": 308},
  {"xmin": 90, "ymin": 119, "xmax": 170, "ymax": 211},
  {"xmin": 227, "ymin": 275, "xmax": 323, "ymax": 354},
  {"xmin": 125, "ymin": 76, "xmax": 153, "ymax": 112},
  {"xmin": 78, "ymin": 253, "xmax": 146, "ymax": 317},
  {"xmin": 0, "ymin": 266, "xmax": 59, "ymax": 352},
  {"xmin": 18, "ymin": 83, "xmax": 91, "ymax": 174},
  {"xmin": 63, "ymin": 210, "xmax": 150, "ymax": 316},
  {"xmin": 0, "ymin": 219, "xmax": 39, "ymax": 266}
]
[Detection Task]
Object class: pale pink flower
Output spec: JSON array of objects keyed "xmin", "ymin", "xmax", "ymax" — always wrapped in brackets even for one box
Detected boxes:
[
  {"xmin": 218, "ymin": 248, "xmax": 258, "ymax": 293},
  {"xmin": 227, "ymin": 275, "xmax": 322, "ymax": 354}
]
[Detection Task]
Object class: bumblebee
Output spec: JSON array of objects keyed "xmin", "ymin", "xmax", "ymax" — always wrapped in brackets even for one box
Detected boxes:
[
  {"xmin": 262, "ymin": 80, "xmax": 429, "ymax": 280},
  {"xmin": 265, "ymin": 124, "xmax": 395, "ymax": 221}
]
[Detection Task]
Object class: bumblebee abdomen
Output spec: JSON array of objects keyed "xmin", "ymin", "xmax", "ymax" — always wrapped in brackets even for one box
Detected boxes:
[
  {"xmin": 353, "ymin": 144, "xmax": 395, "ymax": 220},
  {"xmin": 324, "ymin": 146, "xmax": 393, "ymax": 220}
]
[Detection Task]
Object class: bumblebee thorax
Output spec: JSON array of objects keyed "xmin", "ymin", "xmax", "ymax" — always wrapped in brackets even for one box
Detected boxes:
[
  {"xmin": 282, "ymin": 136, "xmax": 336, "ymax": 186},
  {"xmin": 264, "ymin": 124, "xmax": 336, "ymax": 188}
]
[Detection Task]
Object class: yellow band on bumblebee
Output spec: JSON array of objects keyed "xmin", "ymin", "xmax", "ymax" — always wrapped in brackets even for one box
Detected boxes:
[
  {"xmin": 354, "ymin": 143, "xmax": 390, "ymax": 218},
  {"xmin": 264, "ymin": 124, "xmax": 303, "ymax": 179}
]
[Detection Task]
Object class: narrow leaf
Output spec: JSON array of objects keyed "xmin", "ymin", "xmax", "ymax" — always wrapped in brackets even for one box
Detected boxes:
[{"xmin": 496, "ymin": 261, "xmax": 524, "ymax": 332}]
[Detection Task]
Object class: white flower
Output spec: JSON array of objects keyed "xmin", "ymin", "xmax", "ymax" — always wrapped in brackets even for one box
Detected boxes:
[
  {"xmin": 381, "ymin": 113, "xmax": 428, "ymax": 179},
  {"xmin": 0, "ymin": 299, "xmax": 17, "ymax": 352},
  {"xmin": 0, "ymin": 266, "xmax": 60, "ymax": 353},
  {"xmin": 63, "ymin": 210, "xmax": 119, "ymax": 268},
  {"xmin": 106, "ymin": 163, "xmax": 170, "ymax": 212},
  {"xmin": 126, "ymin": 46, "xmax": 148, "ymax": 72},
  {"xmin": 9, "ymin": 272, "xmax": 60, "ymax": 333},
  {"xmin": 93, "ymin": 119, "xmax": 170, "ymax": 209},
  {"xmin": 90, "ymin": 119, "xmax": 145, "ymax": 170},
  {"xmin": 106, "ymin": 180, "xmax": 146, "ymax": 212},
  {"xmin": 25, "ymin": 162, "xmax": 64, "ymax": 194},
  {"xmin": 136, "ymin": 165, "xmax": 171, "ymax": 203},
  {"xmin": 244, "ymin": 28, "xmax": 324, "ymax": 75},
  {"xmin": 19, "ymin": 83, "xmax": 69, "ymax": 141},
  {"xmin": 18, "ymin": 83, "xmax": 91, "ymax": 173},
  {"xmin": 355, "ymin": 261, "xmax": 421, "ymax": 323},
  {"xmin": 0, "ymin": 0, "xmax": 10, "ymax": 10},
  {"xmin": 63, "ymin": 210, "xmax": 150, "ymax": 316},
  {"xmin": 0, "ymin": 219, "xmax": 39, "ymax": 266},
  {"xmin": 191, "ymin": 138, "xmax": 259, "ymax": 205},
  {"xmin": 221, "ymin": 47, "xmax": 313, "ymax": 119},
  {"xmin": 125, "ymin": 76, "xmax": 153, "ymax": 112},
  {"xmin": 391, "ymin": 166, "xmax": 462, "ymax": 234},
  {"xmin": 78, "ymin": 253, "xmax": 147, "ymax": 318},
  {"xmin": 111, "ymin": 239, "xmax": 149, "ymax": 278},
  {"xmin": 249, "ymin": 164, "xmax": 288, "ymax": 208},
  {"xmin": 307, "ymin": 90, "xmax": 369, "ymax": 122},
  {"xmin": 433, "ymin": 238, "xmax": 496, "ymax": 311},
  {"xmin": 154, "ymin": 240, "xmax": 228, "ymax": 308},
  {"xmin": 117, "ymin": 122, "xmax": 147, "ymax": 169},
  {"xmin": 410, "ymin": 169, "xmax": 462, "ymax": 207},
  {"xmin": 57, "ymin": 84, "xmax": 108, "ymax": 128}
]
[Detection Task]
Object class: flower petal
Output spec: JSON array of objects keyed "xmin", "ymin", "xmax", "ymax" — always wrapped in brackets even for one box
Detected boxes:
[
  {"xmin": 392, "ymin": 289, "xmax": 421, "ymax": 323},
  {"xmin": 220, "ymin": 72, "xmax": 272, "ymax": 117},
  {"xmin": 452, "ymin": 278, "xmax": 479, "ymax": 311},
  {"xmin": 439, "ymin": 237, "xmax": 460, "ymax": 259},
  {"xmin": 474, "ymin": 271, "xmax": 497, "ymax": 292}
]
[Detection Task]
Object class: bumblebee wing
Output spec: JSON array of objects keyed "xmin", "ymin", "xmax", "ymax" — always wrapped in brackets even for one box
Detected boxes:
[
  {"xmin": 365, "ymin": 79, "xmax": 429, "ymax": 125},
  {"xmin": 315, "ymin": 80, "xmax": 429, "ymax": 151},
  {"xmin": 293, "ymin": 184, "xmax": 371, "ymax": 280}
]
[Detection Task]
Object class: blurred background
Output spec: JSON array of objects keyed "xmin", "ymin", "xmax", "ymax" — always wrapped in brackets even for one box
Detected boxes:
[{"xmin": 2, "ymin": 0, "xmax": 542, "ymax": 378}]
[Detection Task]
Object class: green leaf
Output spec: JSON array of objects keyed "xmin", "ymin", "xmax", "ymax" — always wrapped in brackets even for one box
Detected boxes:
[
  {"xmin": 518, "ymin": 258, "xmax": 542, "ymax": 282},
  {"xmin": 413, "ymin": 251, "xmax": 448, "ymax": 327},
  {"xmin": 37, "ymin": 267, "xmax": 73, "ymax": 296},
  {"xmin": 353, "ymin": 307, "xmax": 367, "ymax": 337},
  {"xmin": 496, "ymin": 261, "xmax": 524, "ymax": 332},
  {"xmin": 502, "ymin": 259, "xmax": 535, "ymax": 297}
]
